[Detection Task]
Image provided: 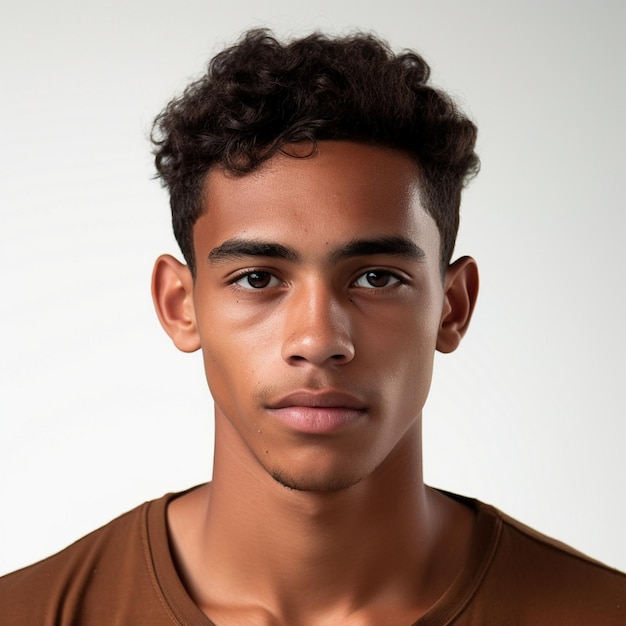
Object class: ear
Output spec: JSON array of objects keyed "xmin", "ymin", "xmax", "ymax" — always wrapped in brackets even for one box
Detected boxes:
[
  {"xmin": 151, "ymin": 254, "xmax": 201, "ymax": 353},
  {"xmin": 436, "ymin": 256, "xmax": 479, "ymax": 354}
]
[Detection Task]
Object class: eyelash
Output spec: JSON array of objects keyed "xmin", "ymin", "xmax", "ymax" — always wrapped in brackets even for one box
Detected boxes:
[
  {"xmin": 229, "ymin": 268, "xmax": 407, "ymax": 291},
  {"xmin": 352, "ymin": 270, "xmax": 404, "ymax": 289},
  {"xmin": 230, "ymin": 270, "xmax": 283, "ymax": 290}
]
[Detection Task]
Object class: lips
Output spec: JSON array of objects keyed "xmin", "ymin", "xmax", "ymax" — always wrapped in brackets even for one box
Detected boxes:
[
  {"xmin": 268, "ymin": 390, "xmax": 366, "ymax": 410},
  {"xmin": 266, "ymin": 390, "xmax": 367, "ymax": 434}
]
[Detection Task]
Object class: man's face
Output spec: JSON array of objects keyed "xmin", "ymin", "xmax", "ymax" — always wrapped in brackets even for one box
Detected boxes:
[{"xmin": 191, "ymin": 141, "xmax": 448, "ymax": 492}]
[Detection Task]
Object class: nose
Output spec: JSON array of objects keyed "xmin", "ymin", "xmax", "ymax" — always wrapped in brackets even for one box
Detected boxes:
[{"xmin": 281, "ymin": 281, "xmax": 355, "ymax": 367}]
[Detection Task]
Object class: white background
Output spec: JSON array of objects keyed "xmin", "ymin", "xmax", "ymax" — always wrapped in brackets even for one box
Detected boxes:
[{"xmin": 1, "ymin": 1, "xmax": 624, "ymax": 575}]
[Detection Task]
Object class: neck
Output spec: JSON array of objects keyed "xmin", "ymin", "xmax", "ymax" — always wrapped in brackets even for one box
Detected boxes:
[{"xmin": 167, "ymin": 412, "xmax": 474, "ymax": 624}]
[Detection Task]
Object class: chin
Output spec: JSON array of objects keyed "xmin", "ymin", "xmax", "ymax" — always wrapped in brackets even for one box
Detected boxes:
[{"xmin": 270, "ymin": 468, "xmax": 365, "ymax": 494}]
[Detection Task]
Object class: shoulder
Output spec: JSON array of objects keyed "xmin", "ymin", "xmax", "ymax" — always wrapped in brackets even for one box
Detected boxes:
[
  {"xmin": 0, "ymin": 492, "xmax": 178, "ymax": 625},
  {"xmin": 495, "ymin": 504, "xmax": 625, "ymax": 584},
  {"xmin": 466, "ymin": 499, "xmax": 626, "ymax": 624}
]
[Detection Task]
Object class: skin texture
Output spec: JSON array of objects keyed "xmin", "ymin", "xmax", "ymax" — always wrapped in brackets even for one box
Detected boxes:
[{"xmin": 152, "ymin": 141, "xmax": 479, "ymax": 625}]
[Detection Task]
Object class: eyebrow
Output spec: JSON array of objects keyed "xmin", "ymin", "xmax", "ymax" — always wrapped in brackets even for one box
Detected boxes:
[
  {"xmin": 209, "ymin": 239, "xmax": 298, "ymax": 263},
  {"xmin": 208, "ymin": 236, "xmax": 425, "ymax": 264},
  {"xmin": 329, "ymin": 236, "xmax": 426, "ymax": 263}
]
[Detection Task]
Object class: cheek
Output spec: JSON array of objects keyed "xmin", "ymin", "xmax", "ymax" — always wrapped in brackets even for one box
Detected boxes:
[
  {"xmin": 357, "ymin": 293, "xmax": 441, "ymax": 357},
  {"xmin": 363, "ymin": 302, "xmax": 440, "ymax": 398},
  {"xmin": 196, "ymin": 304, "xmax": 280, "ymax": 408}
]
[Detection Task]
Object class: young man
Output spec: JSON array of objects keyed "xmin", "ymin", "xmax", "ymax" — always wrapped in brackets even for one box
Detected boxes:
[{"xmin": 1, "ymin": 29, "xmax": 624, "ymax": 625}]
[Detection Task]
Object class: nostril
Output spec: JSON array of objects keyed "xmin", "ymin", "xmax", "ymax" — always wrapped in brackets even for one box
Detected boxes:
[{"xmin": 281, "ymin": 315, "xmax": 356, "ymax": 366}]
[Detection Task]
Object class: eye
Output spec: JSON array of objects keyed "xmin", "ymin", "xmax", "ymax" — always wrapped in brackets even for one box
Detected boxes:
[
  {"xmin": 353, "ymin": 270, "xmax": 402, "ymax": 289},
  {"xmin": 233, "ymin": 271, "xmax": 281, "ymax": 289}
]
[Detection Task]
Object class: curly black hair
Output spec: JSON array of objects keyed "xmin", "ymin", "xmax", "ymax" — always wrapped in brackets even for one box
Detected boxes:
[{"xmin": 152, "ymin": 29, "xmax": 479, "ymax": 275}]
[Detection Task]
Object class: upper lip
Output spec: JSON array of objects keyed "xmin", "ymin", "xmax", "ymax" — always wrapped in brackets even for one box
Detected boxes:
[{"xmin": 267, "ymin": 390, "xmax": 366, "ymax": 410}]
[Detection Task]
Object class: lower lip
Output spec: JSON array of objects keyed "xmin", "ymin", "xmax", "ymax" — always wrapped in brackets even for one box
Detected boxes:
[{"xmin": 268, "ymin": 407, "xmax": 365, "ymax": 434}]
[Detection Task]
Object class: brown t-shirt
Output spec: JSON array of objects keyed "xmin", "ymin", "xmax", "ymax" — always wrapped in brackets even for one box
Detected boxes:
[{"xmin": 1, "ymin": 488, "xmax": 624, "ymax": 625}]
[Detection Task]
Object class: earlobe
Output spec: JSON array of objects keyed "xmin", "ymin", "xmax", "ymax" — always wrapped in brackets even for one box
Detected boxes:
[
  {"xmin": 151, "ymin": 254, "xmax": 201, "ymax": 353},
  {"xmin": 436, "ymin": 256, "xmax": 479, "ymax": 354}
]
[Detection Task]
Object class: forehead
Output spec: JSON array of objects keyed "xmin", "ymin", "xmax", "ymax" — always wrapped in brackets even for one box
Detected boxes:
[{"xmin": 194, "ymin": 141, "xmax": 439, "ymax": 258}]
